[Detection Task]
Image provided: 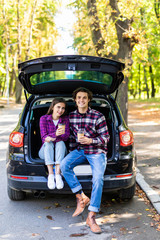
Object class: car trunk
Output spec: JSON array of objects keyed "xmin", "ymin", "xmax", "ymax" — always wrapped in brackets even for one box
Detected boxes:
[{"xmin": 27, "ymin": 97, "xmax": 116, "ymax": 164}]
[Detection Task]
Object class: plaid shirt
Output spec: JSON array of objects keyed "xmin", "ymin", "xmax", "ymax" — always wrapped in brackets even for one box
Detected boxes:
[
  {"xmin": 39, "ymin": 114, "xmax": 70, "ymax": 146},
  {"xmin": 69, "ymin": 108, "xmax": 110, "ymax": 154}
]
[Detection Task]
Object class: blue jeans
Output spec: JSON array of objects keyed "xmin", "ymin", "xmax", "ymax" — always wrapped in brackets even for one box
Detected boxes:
[
  {"xmin": 60, "ymin": 149, "xmax": 107, "ymax": 212},
  {"xmin": 39, "ymin": 141, "xmax": 66, "ymax": 165}
]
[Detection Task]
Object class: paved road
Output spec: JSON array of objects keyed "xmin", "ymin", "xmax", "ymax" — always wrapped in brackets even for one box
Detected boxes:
[
  {"xmin": 0, "ymin": 104, "xmax": 160, "ymax": 240},
  {"xmin": 128, "ymin": 106, "xmax": 160, "ymax": 195}
]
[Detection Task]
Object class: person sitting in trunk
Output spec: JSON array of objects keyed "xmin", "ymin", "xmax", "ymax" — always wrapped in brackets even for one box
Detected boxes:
[
  {"xmin": 60, "ymin": 87, "xmax": 110, "ymax": 234},
  {"xmin": 39, "ymin": 97, "xmax": 70, "ymax": 190}
]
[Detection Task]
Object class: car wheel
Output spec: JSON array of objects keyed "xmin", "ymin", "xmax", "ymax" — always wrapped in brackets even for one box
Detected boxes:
[
  {"xmin": 118, "ymin": 183, "xmax": 136, "ymax": 200},
  {"xmin": 7, "ymin": 185, "xmax": 26, "ymax": 201}
]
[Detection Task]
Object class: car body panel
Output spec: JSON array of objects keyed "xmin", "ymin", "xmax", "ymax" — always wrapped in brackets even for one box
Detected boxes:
[
  {"xmin": 6, "ymin": 55, "xmax": 137, "ymax": 200},
  {"xmin": 18, "ymin": 55, "xmax": 125, "ymax": 95}
]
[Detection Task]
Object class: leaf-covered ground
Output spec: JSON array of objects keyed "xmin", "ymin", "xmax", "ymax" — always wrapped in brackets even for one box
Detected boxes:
[{"xmin": 129, "ymin": 100, "xmax": 160, "ymax": 233}]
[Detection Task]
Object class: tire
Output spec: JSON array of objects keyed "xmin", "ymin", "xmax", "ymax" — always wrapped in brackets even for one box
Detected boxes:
[
  {"xmin": 7, "ymin": 185, "xmax": 26, "ymax": 201},
  {"xmin": 118, "ymin": 183, "xmax": 136, "ymax": 200}
]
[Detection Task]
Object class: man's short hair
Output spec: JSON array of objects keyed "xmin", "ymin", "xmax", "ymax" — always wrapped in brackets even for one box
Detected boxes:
[{"xmin": 72, "ymin": 87, "xmax": 93, "ymax": 101}]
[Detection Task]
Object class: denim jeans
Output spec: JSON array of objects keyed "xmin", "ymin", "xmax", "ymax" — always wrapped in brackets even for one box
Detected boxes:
[
  {"xmin": 60, "ymin": 149, "xmax": 107, "ymax": 212},
  {"xmin": 39, "ymin": 141, "xmax": 66, "ymax": 165}
]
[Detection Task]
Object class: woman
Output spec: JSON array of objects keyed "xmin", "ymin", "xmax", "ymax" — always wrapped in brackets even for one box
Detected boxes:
[{"xmin": 39, "ymin": 97, "xmax": 70, "ymax": 190}]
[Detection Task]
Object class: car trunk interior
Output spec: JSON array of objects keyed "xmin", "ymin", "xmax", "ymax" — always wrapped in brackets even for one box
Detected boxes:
[{"xmin": 28, "ymin": 97, "xmax": 115, "ymax": 162}]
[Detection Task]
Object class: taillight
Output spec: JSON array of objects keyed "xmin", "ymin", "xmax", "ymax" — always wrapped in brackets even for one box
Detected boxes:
[
  {"xmin": 10, "ymin": 175, "xmax": 28, "ymax": 180},
  {"xmin": 120, "ymin": 130, "xmax": 134, "ymax": 146},
  {"xmin": 9, "ymin": 131, "xmax": 24, "ymax": 147}
]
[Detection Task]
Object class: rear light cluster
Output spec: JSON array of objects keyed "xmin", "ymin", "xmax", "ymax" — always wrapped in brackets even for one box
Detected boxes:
[
  {"xmin": 10, "ymin": 175, "xmax": 28, "ymax": 180},
  {"xmin": 120, "ymin": 130, "xmax": 134, "ymax": 146},
  {"xmin": 9, "ymin": 131, "xmax": 24, "ymax": 147}
]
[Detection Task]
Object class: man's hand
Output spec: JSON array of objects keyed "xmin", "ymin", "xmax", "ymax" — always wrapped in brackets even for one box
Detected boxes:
[
  {"xmin": 78, "ymin": 136, "xmax": 92, "ymax": 145},
  {"xmin": 45, "ymin": 136, "xmax": 56, "ymax": 142}
]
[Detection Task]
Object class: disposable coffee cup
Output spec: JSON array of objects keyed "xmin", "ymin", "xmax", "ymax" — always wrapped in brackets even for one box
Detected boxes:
[
  {"xmin": 58, "ymin": 123, "xmax": 65, "ymax": 134},
  {"xmin": 77, "ymin": 130, "xmax": 84, "ymax": 142}
]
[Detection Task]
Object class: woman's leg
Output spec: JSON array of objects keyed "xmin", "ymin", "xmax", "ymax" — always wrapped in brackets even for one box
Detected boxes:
[
  {"xmin": 54, "ymin": 141, "xmax": 67, "ymax": 189},
  {"xmin": 39, "ymin": 142, "xmax": 55, "ymax": 189}
]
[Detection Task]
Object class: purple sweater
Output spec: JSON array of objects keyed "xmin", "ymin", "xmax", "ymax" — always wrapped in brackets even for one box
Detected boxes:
[{"xmin": 39, "ymin": 114, "xmax": 70, "ymax": 146}]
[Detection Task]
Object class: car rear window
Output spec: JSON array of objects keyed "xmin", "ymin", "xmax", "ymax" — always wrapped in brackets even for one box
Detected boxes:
[{"xmin": 30, "ymin": 71, "xmax": 113, "ymax": 87}]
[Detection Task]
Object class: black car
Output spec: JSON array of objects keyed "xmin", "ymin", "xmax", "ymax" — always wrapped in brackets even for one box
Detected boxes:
[{"xmin": 6, "ymin": 55, "xmax": 136, "ymax": 201}]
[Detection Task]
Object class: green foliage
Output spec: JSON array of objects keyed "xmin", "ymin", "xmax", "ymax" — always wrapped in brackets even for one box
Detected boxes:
[
  {"xmin": 71, "ymin": 0, "xmax": 160, "ymax": 99},
  {"xmin": 0, "ymin": 0, "xmax": 58, "ymax": 97}
]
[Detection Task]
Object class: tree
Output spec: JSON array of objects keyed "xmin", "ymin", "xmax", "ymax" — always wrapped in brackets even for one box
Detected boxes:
[
  {"xmin": 0, "ymin": 0, "xmax": 58, "ymax": 103},
  {"xmin": 72, "ymin": 0, "xmax": 160, "ymax": 122},
  {"xmin": 72, "ymin": 0, "xmax": 140, "ymax": 123}
]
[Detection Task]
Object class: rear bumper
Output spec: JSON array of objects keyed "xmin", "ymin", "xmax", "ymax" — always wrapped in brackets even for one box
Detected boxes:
[{"xmin": 7, "ymin": 172, "xmax": 136, "ymax": 193}]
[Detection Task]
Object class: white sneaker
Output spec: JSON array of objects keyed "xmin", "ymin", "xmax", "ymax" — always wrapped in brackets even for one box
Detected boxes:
[
  {"xmin": 47, "ymin": 174, "xmax": 55, "ymax": 189},
  {"xmin": 55, "ymin": 174, "xmax": 64, "ymax": 189}
]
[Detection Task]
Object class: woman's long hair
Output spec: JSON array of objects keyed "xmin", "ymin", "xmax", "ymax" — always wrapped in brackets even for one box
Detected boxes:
[{"xmin": 47, "ymin": 97, "xmax": 67, "ymax": 116}]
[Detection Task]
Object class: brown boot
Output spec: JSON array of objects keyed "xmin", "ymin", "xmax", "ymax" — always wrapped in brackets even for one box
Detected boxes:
[
  {"xmin": 86, "ymin": 212, "xmax": 102, "ymax": 234},
  {"xmin": 81, "ymin": 192, "xmax": 90, "ymax": 207},
  {"xmin": 72, "ymin": 193, "xmax": 90, "ymax": 217}
]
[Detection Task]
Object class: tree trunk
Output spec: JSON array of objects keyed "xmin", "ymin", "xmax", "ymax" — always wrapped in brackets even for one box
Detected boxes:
[
  {"xmin": 15, "ymin": 0, "xmax": 22, "ymax": 104},
  {"xmin": 87, "ymin": 0, "xmax": 105, "ymax": 56},
  {"xmin": 117, "ymin": 76, "xmax": 128, "ymax": 123},
  {"xmin": 149, "ymin": 65, "xmax": 155, "ymax": 98},
  {"xmin": 138, "ymin": 64, "xmax": 141, "ymax": 99},
  {"xmin": 25, "ymin": 0, "xmax": 37, "ymax": 60},
  {"xmin": 143, "ymin": 66, "xmax": 149, "ymax": 99},
  {"xmin": 154, "ymin": 0, "xmax": 160, "ymax": 24}
]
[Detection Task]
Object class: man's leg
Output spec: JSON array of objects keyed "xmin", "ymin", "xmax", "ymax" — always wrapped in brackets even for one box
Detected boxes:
[
  {"xmin": 60, "ymin": 149, "xmax": 86, "ymax": 193},
  {"xmin": 60, "ymin": 149, "xmax": 90, "ymax": 216},
  {"xmin": 86, "ymin": 153, "xmax": 107, "ymax": 233}
]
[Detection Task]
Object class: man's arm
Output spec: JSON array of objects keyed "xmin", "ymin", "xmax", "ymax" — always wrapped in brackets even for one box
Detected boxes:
[{"xmin": 92, "ymin": 115, "xmax": 110, "ymax": 145}]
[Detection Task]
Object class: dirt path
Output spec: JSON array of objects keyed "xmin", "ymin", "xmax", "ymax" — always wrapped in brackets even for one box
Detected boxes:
[{"xmin": 128, "ymin": 101, "xmax": 160, "ymax": 195}]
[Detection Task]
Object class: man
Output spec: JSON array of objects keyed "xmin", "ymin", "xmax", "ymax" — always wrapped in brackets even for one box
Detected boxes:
[{"xmin": 60, "ymin": 87, "xmax": 110, "ymax": 234}]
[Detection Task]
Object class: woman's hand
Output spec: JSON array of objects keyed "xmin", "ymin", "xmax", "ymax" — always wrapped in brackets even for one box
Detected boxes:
[
  {"xmin": 45, "ymin": 136, "xmax": 56, "ymax": 142},
  {"xmin": 56, "ymin": 127, "xmax": 64, "ymax": 136},
  {"xmin": 79, "ymin": 136, "xmax": 92, "ymax": 145}
]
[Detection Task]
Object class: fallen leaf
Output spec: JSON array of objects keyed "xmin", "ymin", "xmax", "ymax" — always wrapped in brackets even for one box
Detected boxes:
[
  {"xmin": 112, "ymin": 236, "xmax": 117, "ymax": 239},
  {"xmin": 132, "ymin": 226, "xmax": 140, "ymax": 229},
  {"xmin": 32, "ymin": 233, "xmax": 40, "ymax": 236},
  {"xmin": 120, "ymin": 227, "xmax": 127, "ymax": 234},
  {"xmin": 63, "ymin": 210, "xmax": 70, "ymax": 213},
  {"xmin": 120, "ymin": 227, "xmax": 127, "ymax": 231},
  {"xmin": 46, "ymin": 215, "xmax": 53, "ymax": 220},
  {"xmin": 54, "ymin": 203, "xmax": 61, "ymax": 208},
  {"xmin": 152, "ymin": 186, "xmax": 159, "ymax": 189},
  {"xmin": 38, "ymin": 216, "xmax": 41, "ymax": 219},
  {"xmin": 145, "ymin": 209, "xmax": 150, "ymax": 211},
  {"xmin": 44, "ymin": 206, "xmax": 52, "ymax": 209},
  {"xmin": 69, "ymin": 233, "xmax": 88, "ymax": 237},
  {"xmin": 101, "ymin": 219, "xmax": 108, "ymax": 224}
]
